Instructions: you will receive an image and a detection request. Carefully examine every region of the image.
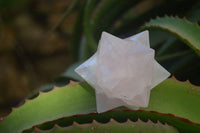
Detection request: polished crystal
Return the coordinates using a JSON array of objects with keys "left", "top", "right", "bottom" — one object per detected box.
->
[{"left": 75, "top": 30, "right": 170, "bottom": 113}]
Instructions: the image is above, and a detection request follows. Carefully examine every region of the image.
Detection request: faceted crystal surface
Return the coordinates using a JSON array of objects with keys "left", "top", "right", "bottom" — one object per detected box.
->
[{"left": 75, "top": 30, "right": 170, "bottom": 113}]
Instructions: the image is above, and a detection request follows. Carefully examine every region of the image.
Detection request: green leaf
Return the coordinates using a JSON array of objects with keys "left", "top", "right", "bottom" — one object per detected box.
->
[
  {"left": 155, "top": 50, "right": 192, "bottom": 62},
  {"left": 71, "top": 0, "right": 86, "bottom": 61},
  {"left": 1, "top": 78, "right": 200, "bottom": 133},
  {"left": 93, "top": 0, "right": 140, "bottom": 39},
  {"left": 33, "top": 110, "right": 199, "bottom": 133},
  {"left": 113, "top": 0, "right": 197, "bottom": 35},
  {"left": 83, "top": 0, "right": 99, "bottom": 56},
  {"left": 0, "top": 82, "right": 96, "bottom": 133},
  {"left": 33, "top": 119, "right": 179, "bottom": 133},
  {"left": 143, "top": 16, "right": 200, "bottom": 56},
  {"left": 143, "top": 77, "right": 200, "bottom": 123},
  {"left": 92, "top": 0, "right": 118, "bottom": 27}
]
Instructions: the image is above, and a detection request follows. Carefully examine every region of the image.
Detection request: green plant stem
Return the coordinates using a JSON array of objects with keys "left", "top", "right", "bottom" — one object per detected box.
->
[
  {"left": 93, "top": 0, "right": 140, "bottom": 40},
  {"left": 92, "top": 0, "right": 117, "bottom": 26},
  {"left": 71, "top": 0, "right": 86, "bottom": 61},
  {"left": 169, "top": 54, "right": 194, "bottom": 73},
  {"left": 157, "top": 36, "right": 176, "bottom": 56},
  {"left": 83, "top": 0, "right": 99, "bottom": 59},
  {"left": 156, "top": 50, "right": 192, "bottom": 62}
]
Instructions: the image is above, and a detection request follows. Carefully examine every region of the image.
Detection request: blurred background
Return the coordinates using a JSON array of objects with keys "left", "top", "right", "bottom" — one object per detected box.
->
[
  {"left": 0, "top": 0, "right": 75, "bottom": 116},
  {"left": 0, "top": 0, "right": 199, "bottom": 117}
]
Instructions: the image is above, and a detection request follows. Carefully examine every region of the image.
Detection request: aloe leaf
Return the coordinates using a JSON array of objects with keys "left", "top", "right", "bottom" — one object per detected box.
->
[
  {"left": 84, "top": 0, "right": 140, "bottom": 43},
  {"left": 92, "top": 0, "right": 118, "bottom": 26},
  {"left": 155, "top": 50, "right": 192, "bottom": 62},
  {"left": 1, "top": 78, "right": 200, "bottom": 133},
  {"left": 33, "top": 119, "right": 179, "bottom": 133},
  {"left": 113, "top": 0, "right": 197, "bottom": 35},
  {"left": 143, "top": 16, "right": 200, "bottom": 56},
  {"left": 168, "top": 54, "right": 194, "bottom": 73},
  {"left": 0, "top": 82, "right": 96, "bottom": 133},
  {"left": 93, "top": 0, "right": 140, "bottom": 39},
  {"left": 83, "top": 0, "right": 99, "bottom": 56},
  {"left": 143, "top": 77, "right": 200, "bottom": 123},
  {"left": 71, "top": 1, "right": 86, "bottom": 61},
  {"left": 33, "top": 110, "right": 199, "bottom": 133},
  {"left": 156, "top": 36, "right": 176, "bottom": 56}
]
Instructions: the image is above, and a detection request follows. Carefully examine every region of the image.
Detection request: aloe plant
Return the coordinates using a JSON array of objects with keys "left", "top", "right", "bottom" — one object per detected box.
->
[
  {"left": 1, "top": 78, "right": 200, "bottom": 133},
  {"left": 33, "top": 119, "right": 179, "bottom": 133},
  {"left": 1, "top": 0, "right": 200, "bottom": 132}
]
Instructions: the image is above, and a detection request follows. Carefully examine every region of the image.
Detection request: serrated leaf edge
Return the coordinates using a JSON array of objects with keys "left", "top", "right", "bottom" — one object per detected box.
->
[
  {"left": 0, "top": 81, "right": 80, "bottom": 122},
  {"left": 1, "top": 77, "right": 200, "bottom": 132},
  {"left": 143, "top": 15, "right": 200, "bottom": 54},
  {"left": 31, "top": 117, "right": 172, "bottom": 133},
  {"left": 26, "top": 109, "right": 200, "bottom": 133}
]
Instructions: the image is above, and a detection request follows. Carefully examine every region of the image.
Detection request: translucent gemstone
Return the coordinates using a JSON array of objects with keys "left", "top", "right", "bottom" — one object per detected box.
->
[{"left": 75, "top": 30, "right": 170, "bottom": 113}]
